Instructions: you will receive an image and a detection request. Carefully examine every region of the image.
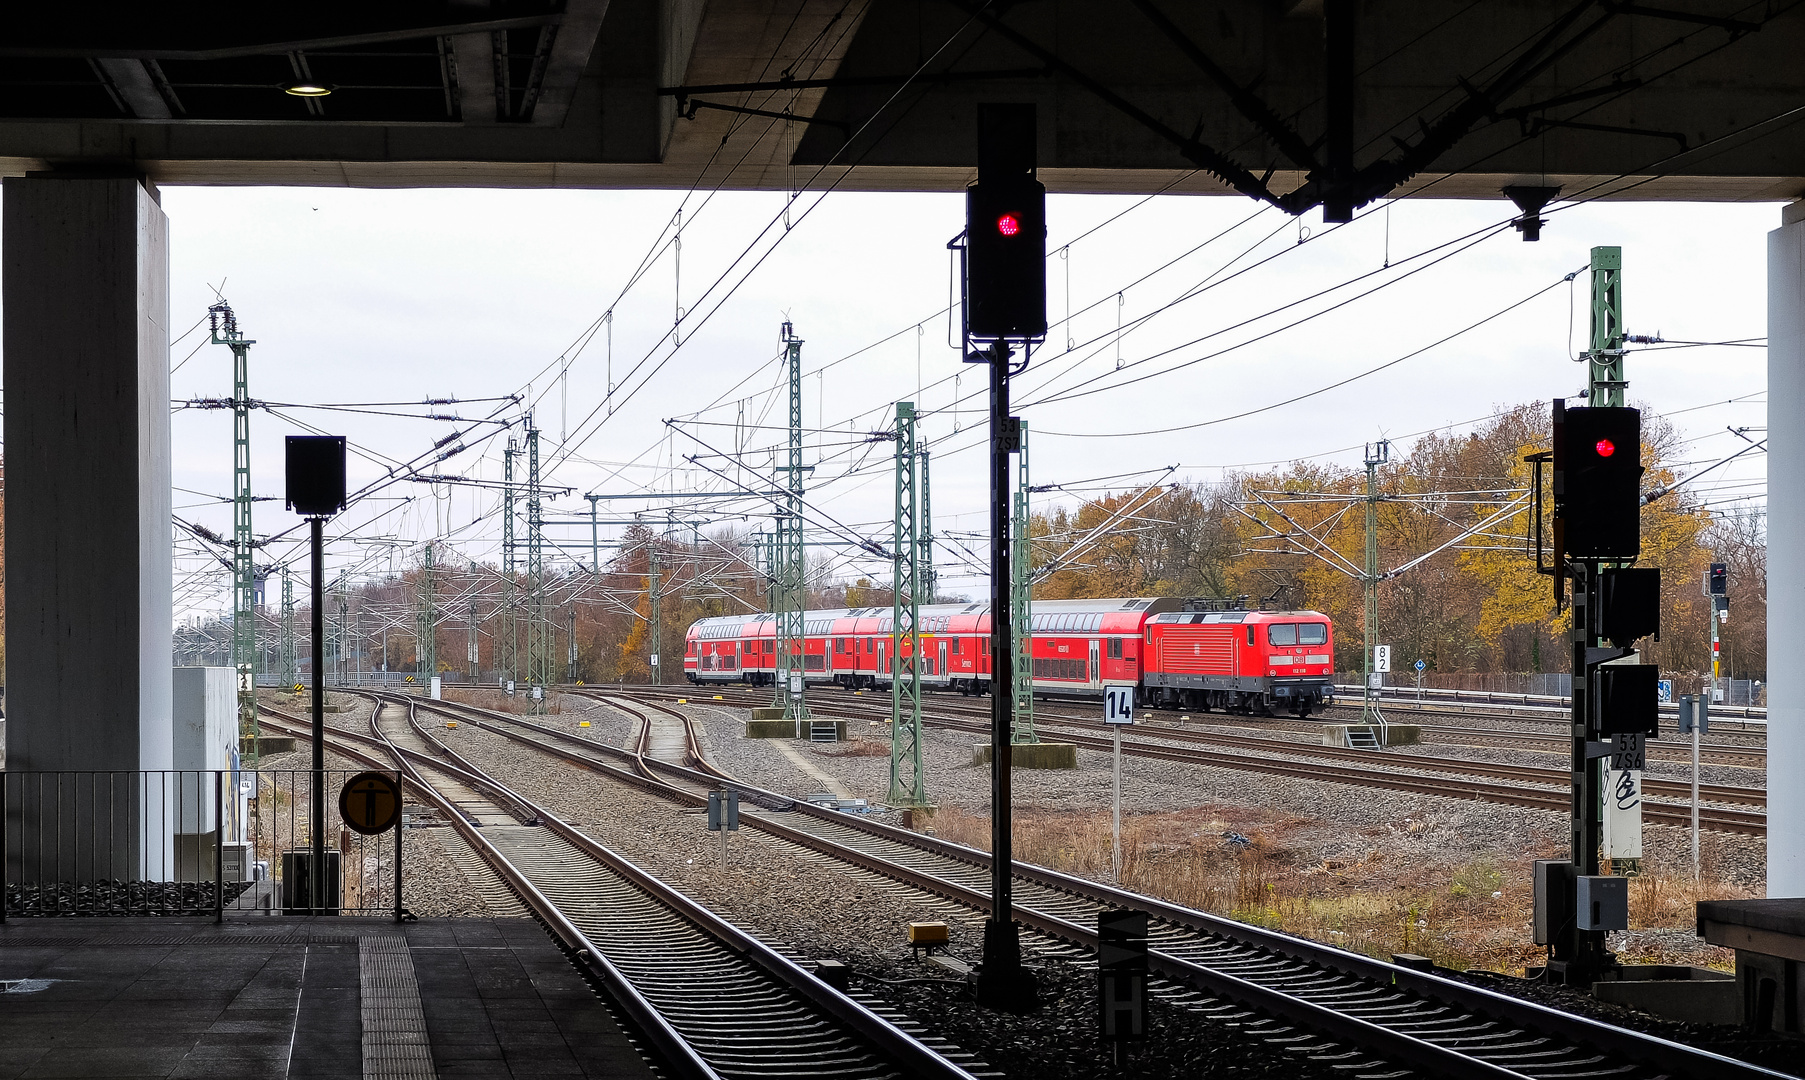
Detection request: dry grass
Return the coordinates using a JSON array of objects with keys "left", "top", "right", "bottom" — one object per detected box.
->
[
  {"left": 820, "top": 738, "right": 892, "bottom": 758},
  {"left": 923, "top": 805, "right": 1752, "bottom": 974},
  {"left": 441, "top": 687, "right": 561, "bottom": 715}
]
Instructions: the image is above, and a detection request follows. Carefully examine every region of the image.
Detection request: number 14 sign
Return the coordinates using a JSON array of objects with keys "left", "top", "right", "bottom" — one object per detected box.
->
[{"left": 1104, "top": 684, "right": 1135, "bottom": 725}]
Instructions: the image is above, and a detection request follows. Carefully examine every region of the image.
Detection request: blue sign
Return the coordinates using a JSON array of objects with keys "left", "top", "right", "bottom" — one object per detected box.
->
[
  {"left": 1414, "top": 659, "right": 1426, "bottom": 672},
  {"left": 1657, "top": 679, "right": 1672, "bottom": 704}
]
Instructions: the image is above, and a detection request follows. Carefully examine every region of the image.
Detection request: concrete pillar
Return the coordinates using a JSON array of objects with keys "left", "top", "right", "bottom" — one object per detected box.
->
[
  {"left": 3, "top": 176, "right": 174, "bottom": 878},
  {"left": 1770, "top": 201, "right": 1805, "bottom": 897}
]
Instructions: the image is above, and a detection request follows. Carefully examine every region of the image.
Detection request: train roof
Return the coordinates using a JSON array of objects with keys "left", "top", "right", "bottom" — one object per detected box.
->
[
  {"left": 688, "top": 597, "right": 1186, "bottom": 635},
  {"left": 1148, "top": 608, "right": 1330, "bottom": 624}
]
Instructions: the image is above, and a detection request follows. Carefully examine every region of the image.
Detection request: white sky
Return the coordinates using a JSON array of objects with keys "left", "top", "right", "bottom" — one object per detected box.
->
[{"left": 158, "top": 186, "right": 1776, "bottom": 617}]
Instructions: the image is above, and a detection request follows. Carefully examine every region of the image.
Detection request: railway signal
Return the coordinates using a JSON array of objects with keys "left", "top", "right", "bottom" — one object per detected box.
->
[
  {"left": 1556, "top": 405, "right": 1643, "bottom": 560},
  {"left": 1534, "top": 251, "right": 1664, "bottom": 986},
  {"left": 964, "top": 104, "right": 1046, "bottom": 341},
  {"left": 960, "top": 101, "right": 1045, "bottom": 1014},
  {"left": 286, "top": 434, "right": 348, "bottom": 915}
]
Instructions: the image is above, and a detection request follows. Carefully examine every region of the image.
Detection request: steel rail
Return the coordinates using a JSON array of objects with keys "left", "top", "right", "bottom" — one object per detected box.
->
[
  {"left": 258, "top": 702, "right": 722, "bottom": 1080},
  {"left": 632, "top": 685, "right": 1768, "bottom": 833},
  {"left": 346, "top": 694, "right": 977, "bottom": 1080},
  {"left": 430, "top": 690, "right": 1787, "bottom": 1080},
  {"left": 700, "top": 687, "right": 1768, "bottom": 802}
]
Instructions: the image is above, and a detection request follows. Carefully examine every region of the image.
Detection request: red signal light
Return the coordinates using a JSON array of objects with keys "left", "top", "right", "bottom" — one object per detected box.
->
[
  {"left": 996, "top": 213, "right": 1021, "bottom": 237},
  {"left": 1595, "top": 438, "right": 1616, "bottom": 457}
]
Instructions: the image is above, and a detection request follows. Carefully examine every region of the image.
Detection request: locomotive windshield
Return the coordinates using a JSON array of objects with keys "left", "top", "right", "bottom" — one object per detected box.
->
[{"left": 1267, "top": 622, "right": 1329, "bottom": 646}]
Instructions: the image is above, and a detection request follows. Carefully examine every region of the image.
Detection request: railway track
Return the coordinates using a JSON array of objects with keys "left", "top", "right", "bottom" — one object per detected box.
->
[
  {"left": 390, "top": 689, "right": 1785, "bottom": 1080},
  {"left": 610, "top": 685, "right": 1769, "bottom": 835},
  {"left": 256, "top": 699, "right": 983, "bottom": 1080},
  {"left": 642, "top": 682, "right": 1770, "bottom": 763}
]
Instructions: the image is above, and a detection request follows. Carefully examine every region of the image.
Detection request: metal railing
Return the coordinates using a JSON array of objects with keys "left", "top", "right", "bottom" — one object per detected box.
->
[{"left": 1, "top": 770, "right": 404, "bottom": 919}]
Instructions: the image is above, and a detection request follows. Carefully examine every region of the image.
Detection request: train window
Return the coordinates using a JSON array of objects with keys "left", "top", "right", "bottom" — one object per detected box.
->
[
  {"left": 1268, "top": 624, "right": 1298, "bottom": 647},
  {"left": 1246, "top": 626, "right": 1255, "bottom": 647},
  {"left": 951, "top": 639, "right": 961, "bottom": 655},
  {"left": 1107, "top": 637, "right": 1122, "bottom": 660},
  {"left": 1298, "top": 623, "right": 1328, "bottom": 645},
  {"left": 866, "top": 637, "right": 874, "bottom": 652},
  {"left": 981, "top": 639, "right": 989, "bottom": 656}
]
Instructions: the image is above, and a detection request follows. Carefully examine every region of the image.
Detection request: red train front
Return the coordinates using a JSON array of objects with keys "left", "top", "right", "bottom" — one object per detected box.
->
[{"left": 1141, "top": 606, "right": 1335, "bottom": 716}]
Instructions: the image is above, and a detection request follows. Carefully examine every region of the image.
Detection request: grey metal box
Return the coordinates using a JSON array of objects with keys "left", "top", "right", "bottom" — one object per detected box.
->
[
  {"left": 1576, "top": 875, "right": 1628, "bottom": 931},
  {"left": 280, "top": 850, "right": 342, "bottom": 915},
  {"left": 1533, "top": 860, "right": 1574, "bottom": 945}
]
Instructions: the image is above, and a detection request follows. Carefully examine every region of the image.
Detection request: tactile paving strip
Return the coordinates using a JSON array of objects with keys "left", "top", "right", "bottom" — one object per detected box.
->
[{"left": 359, "top": 935, "right": 436, "bottom": 1080}]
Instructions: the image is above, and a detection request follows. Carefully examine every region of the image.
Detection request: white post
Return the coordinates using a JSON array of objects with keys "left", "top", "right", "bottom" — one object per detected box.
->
[
  {"left": 1112, "top": 724, "right": 1122, "bottom": 883},
  {"left": 721, "top": 825, "right": 729, "bottom": 870},
  {"left": 1769, "top": 203, "right": 1805, "bottom": 897}
]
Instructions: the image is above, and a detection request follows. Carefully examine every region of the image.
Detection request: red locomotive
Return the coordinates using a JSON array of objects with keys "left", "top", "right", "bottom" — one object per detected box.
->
[{"left": 684, "top": 597, "right": 1335, "bottom": 716}]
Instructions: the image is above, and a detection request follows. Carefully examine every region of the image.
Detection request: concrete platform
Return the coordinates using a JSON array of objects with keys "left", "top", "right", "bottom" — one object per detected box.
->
[
  {"left": 0, "top": 918, "right": 657, "bottom": 1079},
  {"left": 1698, "top": 898, "right": 1805, "bottom": 1034}
]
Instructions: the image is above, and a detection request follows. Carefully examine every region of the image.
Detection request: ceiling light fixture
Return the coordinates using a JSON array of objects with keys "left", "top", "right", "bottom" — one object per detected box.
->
[{"left": 281, "top": 80, "right": 332, "bottom": 97}]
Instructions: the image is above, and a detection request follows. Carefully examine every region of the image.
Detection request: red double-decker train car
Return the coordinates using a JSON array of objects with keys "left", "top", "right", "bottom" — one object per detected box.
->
[{"left": 683, "top": 597, "right": 1334, "bottom": 715}]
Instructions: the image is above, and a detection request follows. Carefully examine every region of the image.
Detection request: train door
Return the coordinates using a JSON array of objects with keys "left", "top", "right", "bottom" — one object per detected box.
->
[
  {"left": 878, "top": 641, "right": 888, "bottom": 681},
  {"left": 938, "top": 641, "right": 948, "bottom": 681},
  {"left": 1089, "top": 639, "right": 1100, "bottom": 686}
]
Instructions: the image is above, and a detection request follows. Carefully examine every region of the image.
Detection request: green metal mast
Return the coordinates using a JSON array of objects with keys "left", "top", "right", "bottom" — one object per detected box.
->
[
  {"left": 754, "top": 531, "right": 775, "bottom": 618},
  {"left": 648, "top": 539, "right": 663, "bottom": 684},
  {"left": 208, "top": 301, "right": 259, "bottom": 741},
  {"left": 889, "top": 402, "right": 927, "bottom": 806},
  {"left": 919, "top": 448, "right": 937, "bottom": 603},
  {"left": 416, "top": 541, "right": 437, "bottom": 682},
  {"left": 334, "top": 570, "right": 347, "bottom": 686},
  {"left": 1587, "top": 246, "right": 1626, "bottom": 408},
  {"left": 1011, "top": 423, "right": 1036, "bottom": 743},
  {"left": 281, "top": 567, "right": 297, "bottom": 690},
  {"left": 1360, "top": 440, "right": 1390, "bottom": 726},
  {"left": 499, "top": 439, "right": 519, "bottom": 687},
  {"left": 773, "top": 322, "right": 811, "bottom": 729},
  {"left": 526, "top": 418, "right": 549, "bottom": 711},
  {"left": 586, "top": 494, "right": 603, "bottom": 571}
]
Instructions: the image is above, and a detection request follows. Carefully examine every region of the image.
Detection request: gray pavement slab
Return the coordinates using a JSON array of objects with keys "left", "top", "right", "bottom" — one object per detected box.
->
[{"left": 0, "top": 919, "right": 658, "bottom": 1078}]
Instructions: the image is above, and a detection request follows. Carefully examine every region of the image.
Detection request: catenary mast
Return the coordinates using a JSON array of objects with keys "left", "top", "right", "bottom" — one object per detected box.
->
[
  {"left": 772, "top": 322, "right": 811, "bottom": 729},
  {"left": 889, "top": 402, "right": 926, "bottom": 806},
  {"left": 209, "top": 301, "right": 259, "bottom": 745}
]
